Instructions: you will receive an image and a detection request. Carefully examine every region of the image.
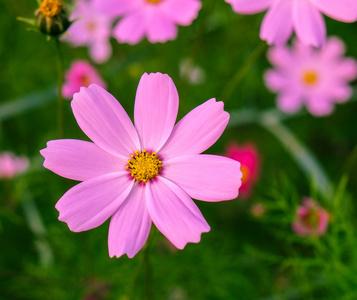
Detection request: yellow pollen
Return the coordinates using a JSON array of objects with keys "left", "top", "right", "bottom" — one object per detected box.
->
[
  {"left": 302, "top": 70, "right": 318, "bottom": 86},
  {"left": 126, "top": 149, "right": 162, "bottom": 183},
  {"left": 38, "top": 0, "right": 64, "bottom": 17},
  {"left": 145, "top": 0, "right": 163, "bottom": 4}
]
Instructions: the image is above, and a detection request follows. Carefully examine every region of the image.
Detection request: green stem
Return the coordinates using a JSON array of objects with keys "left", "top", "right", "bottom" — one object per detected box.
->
[
  {"left": 54, "top": 37, "right": 64, "bottom": 138},
  {"left": 144, "top": 243, "right": 152, "bottom": 300},
  {"left": 128, "top": 228, "right": 156, "bottom": 300}
]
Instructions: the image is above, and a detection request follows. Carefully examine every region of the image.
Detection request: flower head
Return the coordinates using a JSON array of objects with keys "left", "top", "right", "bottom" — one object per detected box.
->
[
  {"left": 92, "top": 0, "right": 202, "bottom": 44},
  {"left": 292, "top": 198, "right": 329, "bottom": 237},
  {"left": 265, "top": 37, "right": 357, "bottom": 116},
  {"left": 62, "top": 0, "right": 114, "bottom": 63},
  {"left": 41, "top": 72, "right": 242, "bottom": 258},
  {"left": 62, "top": 60, "right": 107, "bottom": 99},
  {"left": 225, "top": 0, "right": 357, "bottom": 46},
  {"left": 35, "top": 0, "right": 70, "bottom": 37},
  {"left": 0, "top": 152, "right": 29, "bottom": 179},
  {"left": 225, "top": 142, "right": 260, "bottom": 198}
]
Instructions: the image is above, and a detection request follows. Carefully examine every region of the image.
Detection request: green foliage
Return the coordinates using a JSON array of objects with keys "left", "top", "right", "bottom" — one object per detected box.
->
[{"left": 1, "top": 0, "right": 357, "bottom": 299}]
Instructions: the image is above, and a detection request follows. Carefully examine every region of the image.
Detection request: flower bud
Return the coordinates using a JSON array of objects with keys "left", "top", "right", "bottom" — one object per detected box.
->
[{"left": 35, "top": 0, "right": 70, "bottom": 37}]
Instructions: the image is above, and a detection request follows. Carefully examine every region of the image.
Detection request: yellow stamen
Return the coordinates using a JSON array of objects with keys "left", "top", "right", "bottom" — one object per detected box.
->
[
  {"left": 145, "top": 0, "right": 163, "bottom": 4},
  {"left": 126, "top": 149, "right": 162, "bottom": 182},
  {"left": 302, "top": 70, "right": 318, "bottom": 86},
  {"left": 38, "top": 0, "right": 64, "bottom": 17}
]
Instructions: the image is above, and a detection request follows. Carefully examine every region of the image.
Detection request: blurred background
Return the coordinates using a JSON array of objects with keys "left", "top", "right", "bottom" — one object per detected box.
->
[{"left": 1, "top": 1, "right": 357, "bottom": 299}]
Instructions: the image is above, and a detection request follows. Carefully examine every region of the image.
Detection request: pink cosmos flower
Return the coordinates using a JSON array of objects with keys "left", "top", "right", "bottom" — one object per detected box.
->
[
  {"left": 62, "top": 0, "right": 114, "bottom": 63},
  {"left": 92, "top": 0, "right": 202, "bottom": 44},
  {"left": 40, "top": 72, "right": 242, "bottom": 258},
  {"left": 265, "top": 37, "right": 357, "bottom": 116},
  {"left": 225, "top": 0, "right": 357, "bottom": 46},
  {"left": 292, "top": 198, "right": 329, "bottom": 237},
  {"left": 62, "top": 60, "right": 107, "bottom": 99},
  {"left": 0, "top": 152, "right": 29, "bottom": 179},
  {"left": 225, "top": 142, "right": 260, "bottom": 198}
]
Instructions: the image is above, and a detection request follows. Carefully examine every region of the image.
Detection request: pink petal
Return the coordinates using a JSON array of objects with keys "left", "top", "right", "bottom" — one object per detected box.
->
[
  {"left": 161, "top": 0, "right": 202, "bottom": 25},
  {"left": 311, "top": 0, "right": 357, "bottom": 22},
  {"left": 146, "top": 176, "right": 210, "bottom": 249},
  {"left": 306, "top": 94, "right": 334, "bottom": 116},
  {"left": 113, "top": 12, "right": 147, "bottom": 45},
  {"left": 293, "top": 1, "right": 326, "bottom": 47},
  {"left": 145, "top": 8, "right": 177, "bottom": 43},
  {"left": 329, "top": 84, "right": 352, "bottom": 103},
  {"left": 264, "top": 70, "right": 290, "bottom": 92},
  {"left": 159, "top": 99, "right": 229, "bottom": 160},
  {"left": 334, "top": 58, "right": 357, "bottom": 80},
  {"left": 56, "top": 173, "right": 134, "bottom": 232},
  {"left": 267, "top": 46, "right": 295, "bottom": 69},
  {"left": 90, "top": 40, "right": 112, "bottom": 64},
  {"left": 134, "top": 73, "right": 179, "bottom": 151},
  {"left": 225, "top": 0, "right": 272, "bottom": 14},
  {"left": 260, "top": 1, "right": 294, "bottom": 45},
  {"left": 320, "top": 37, "right": 345, "bottom": 60},
  {"left": 92, "top": 0, "right": 141, "bottom": 17},
  {"left": 163, "top": 154, "right": 242, "bottom": 202},
  {"left": 71, "top": 84, "right": 140, "bottom": 158},
  {"left": 277, "top": 92, "right": 303, "bottom": 114},
  {"left": 108, "top": 183, "right": 152, "bottom": 258},
  {"left": 40, "top": 139, "right": 127, "bottom": 181}
]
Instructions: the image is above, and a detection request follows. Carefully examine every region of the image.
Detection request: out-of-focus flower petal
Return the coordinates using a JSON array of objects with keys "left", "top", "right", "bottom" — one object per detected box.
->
[
  {"left": 113, "top": 11, "right": 147, "bottom": 45},
  {"left": 260, "top": 1, "right": 294, "bottom": 45},
  {"left": 293, "top": 1, "right": 325, "bottom": 47},
  {"left": 305, "top": 94, "right": 334, "bottom": 116},
  {"left": 225, "top": 0, "right": 272, "bottom": 14},
  {"left": 161, "top": 0, "right": 201, "bottom": 25},
  {"left": 311, "top": 0, "right": 357, "bottom": 22},
  {"left": 92, "top": 0, "right": 141, "bottom": 17},
  {"left": 146, "top": 9, "right": 177, "bottom": 43},
  {"left": 277, "top": 92, "right": 303, "bottom": 114}
]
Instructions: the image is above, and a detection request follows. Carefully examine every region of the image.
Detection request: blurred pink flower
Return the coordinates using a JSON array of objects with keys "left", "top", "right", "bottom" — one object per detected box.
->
[
  {"left": 225, "top": 142, "right": 260, "bottom": 198},
  {"left": 62, "top": 60, "right": 107, "bottom": 99},
  {"left": 225, "top": 0, "right": 357, "bottom": 46},
  {"left": 251, "top": 202, "right": 266, "bottom": 218},
  {"left": 0, "top": 152, "right": 29, "bottom": 179},
  {"left": 92, "top": 0, "right": 201, "bottom": 44},
  {"left": 265, "top": 37, "right": 357, "bottom": 116},
  {"left": 62, "top": 0, "right": 114, "bottom": 63},
  {"left": 293, "top": 198, "right": 329, "bottom": 237},
  {"left": 41, "top": 72, "right": 242, "bottom": 258}
]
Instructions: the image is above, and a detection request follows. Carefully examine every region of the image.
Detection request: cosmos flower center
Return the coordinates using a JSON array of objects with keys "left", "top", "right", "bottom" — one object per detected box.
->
[
  {"left": 301, "top": 208, "right": 320, "bottom": 229},
  {"left": 38, "top": 0, "right": 64, "bottom": 17},
  {"left": 302, "top": 70, "right": 318, "bottom": 86},
  {"left": 145, "top": 0, "right": 163, "bottom": 4},
  {"left": 79, "top": 74, "right": 91, "bottom": 87},
  {"left": 240, "top": 165, "right": 250, "bottom": 183},
  {"left": 126, "top": 149, "right": 162, "bottom": 182}
]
